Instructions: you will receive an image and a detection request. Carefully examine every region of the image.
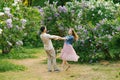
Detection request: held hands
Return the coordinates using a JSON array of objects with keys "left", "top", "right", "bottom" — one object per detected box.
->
[{"left": 55, "top": 36, "right": 66, "bottom": 40}]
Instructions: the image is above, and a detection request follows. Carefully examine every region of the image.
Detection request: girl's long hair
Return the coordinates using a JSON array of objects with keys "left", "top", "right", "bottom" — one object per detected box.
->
[{"left": 71, "top": 28, "right": 79, "bottom": 41}]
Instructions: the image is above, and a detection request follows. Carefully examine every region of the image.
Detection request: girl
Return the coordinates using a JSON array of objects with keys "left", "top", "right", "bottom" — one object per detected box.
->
[{"left": 60, "top": 28, "right": 79, "bottom": 71}]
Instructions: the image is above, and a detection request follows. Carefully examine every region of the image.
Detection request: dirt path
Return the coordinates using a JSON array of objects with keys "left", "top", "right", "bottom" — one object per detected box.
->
[{"left": 0, "top": 53, "right": 120, "bottom": 80}]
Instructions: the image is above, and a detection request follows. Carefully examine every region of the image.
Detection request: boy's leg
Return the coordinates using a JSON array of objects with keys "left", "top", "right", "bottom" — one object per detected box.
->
[
  {"left": 46, "top": 50, "right": 52, "bottom": 72},
  {"left": 50, "top": 49, "right": 59, "bottom": 71}
]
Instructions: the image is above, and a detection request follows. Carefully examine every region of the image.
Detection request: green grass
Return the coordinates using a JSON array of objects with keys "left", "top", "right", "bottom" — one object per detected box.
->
[
  {"left": 0, "top": 47, "right": 44, "bottom": 59},
  {"left": 0, "top": 48, "right": 120, "bottom": 80},
  {"left": 0, "top": 60, "right": 26, "bottom": 72}
]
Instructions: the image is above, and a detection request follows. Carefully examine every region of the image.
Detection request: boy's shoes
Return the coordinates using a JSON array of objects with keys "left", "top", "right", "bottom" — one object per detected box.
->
[
  {"left": 48, "top": 70, "right": 52, "bottom": 72},
  {"left": 54, "top": 69, "right": 60, "bottom": 72}
]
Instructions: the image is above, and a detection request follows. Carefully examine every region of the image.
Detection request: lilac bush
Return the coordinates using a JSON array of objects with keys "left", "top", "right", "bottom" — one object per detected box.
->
[
  {"left": 0, "top": 0, "right": 41, "bottom": 54},
  {"left": 40, "top": 0, "right": 120, "bottom": 62}
]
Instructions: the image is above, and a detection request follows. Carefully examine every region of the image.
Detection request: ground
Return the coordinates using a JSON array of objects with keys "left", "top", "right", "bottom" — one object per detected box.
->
[{"left": 0, "top": 50, "right": 120, "bottom": 80}]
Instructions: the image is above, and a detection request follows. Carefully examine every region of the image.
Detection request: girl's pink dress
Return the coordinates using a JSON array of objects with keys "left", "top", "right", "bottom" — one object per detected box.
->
[{"left": 60, "top": 36, "right": 79, "bottom": 62}]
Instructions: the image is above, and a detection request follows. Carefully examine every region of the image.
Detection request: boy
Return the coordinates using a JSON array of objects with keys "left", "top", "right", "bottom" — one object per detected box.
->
[{"left": 40, "top": 26, "right": 63, "bottom": 72}]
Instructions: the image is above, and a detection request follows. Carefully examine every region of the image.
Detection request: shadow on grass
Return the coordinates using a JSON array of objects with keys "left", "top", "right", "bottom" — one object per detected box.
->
[{"left": 40, "top": 58, "right": 80, "bottom": 64}]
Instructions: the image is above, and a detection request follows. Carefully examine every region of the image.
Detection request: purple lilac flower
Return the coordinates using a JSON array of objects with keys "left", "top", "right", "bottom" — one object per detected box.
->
[
  {"left": 93, "top": 27, "right": 97, "bottom": 31},
  {"left": 39, "top": 8, "right": 44, "bottom": 13},
  {"left": 6, "top": 19, "right": 12, "bottom": 28},
  {"left": 78, "top": 26, "right": 83, "bottom": 30},
  {"left": 81, "top": 2, "right": 88, "bottom": 8},
  {"left": 21, "top": 19, "right": 27, "bottom": 26},
  {"left": 96, "top": 23, "right": 101, "bottom": 28},
  {"left": 58, "top": 6, "right": 63, "bottom": 13},
  {"left": 77, "top": 32, "right": 81, "bottom": 34},
  {"left": 7, "top": 13, "right": 13, "bottom": 18},
  {"left": 117, "top": 27, "right": 120, "bottom": 31},
  {"left": 58, "top": 6, "right": 67, "bottom": 13},
  {"left": 21, "top": 19, "right": 27, "bottom": 24},
  {"left": 62, "top": 6, "right": 67, "bottom": 13},
  {"left": 54, "top": 13, "right": 59, "bottom": 17},
  {"left": 84, "top": 29, "right": 88, "bottom": 34},
  {"left": 100, "top": 18, "right": 107, "bottom": 25}
]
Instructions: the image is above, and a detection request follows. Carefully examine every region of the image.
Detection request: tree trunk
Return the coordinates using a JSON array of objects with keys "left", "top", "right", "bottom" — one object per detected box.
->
[
  {"left": 2, "top": 45, "right": 12, "bottom": 54},
  {"left": 103, "top": 48, "right": 111, "bottom": 60}
]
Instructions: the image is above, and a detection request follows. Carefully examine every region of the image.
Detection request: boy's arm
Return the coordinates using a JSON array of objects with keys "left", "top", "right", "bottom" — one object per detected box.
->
[
  {"left": 47, "top": 34, "right": 66, "bottom": 40},
  {"left": 47, "top": 34, "right": 60, "bottom": 40}
]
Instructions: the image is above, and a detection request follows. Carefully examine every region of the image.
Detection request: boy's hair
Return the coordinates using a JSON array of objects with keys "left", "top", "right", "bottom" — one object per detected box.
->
[{"left": 40, "top": 26, "right": 45, "bottom": 32}]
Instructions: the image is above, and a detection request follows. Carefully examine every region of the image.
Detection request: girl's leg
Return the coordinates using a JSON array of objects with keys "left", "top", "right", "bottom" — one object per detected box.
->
[
  {"left": 61, "top": 60, "right": 66, "bottom": 67},
  {"left": 61, "top": 60, "right": 70, "bottom": 71},
  {"left": 65, "top": 61, "right": 70, "bottom": 71}
]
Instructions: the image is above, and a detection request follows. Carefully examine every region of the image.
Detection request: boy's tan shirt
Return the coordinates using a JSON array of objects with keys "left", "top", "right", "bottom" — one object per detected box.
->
[{"left": 40, "top": 33, "right": 59, "bottom": 50}]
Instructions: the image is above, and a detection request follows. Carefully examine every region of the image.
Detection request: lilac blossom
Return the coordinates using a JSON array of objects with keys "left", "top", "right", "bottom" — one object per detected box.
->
[
  {"left": 6, "top": 19, "right": 13, "bottom": 28},
  {"left": 96, "top": 23, "right": 101, "bottom": 27},
  {"left": 58, "top": 6, "right": 67, "bottom": 13},
  {"left": 3, "top": 7, "right": 11, "bottom": 14},
  {"left": 54, "top": 13, "right": 59, "bottom": 17},
  {"left": 84, "top": 29, "right": 88, "bottom": 34},
  {"left": 21, "top": 19, "right": 27, "bottom": 26},
  {"left": 78, "top": 12, "right": 82, "bottom": 17},
  {"left": 78, "top": 25, "right": 83, "bottom": 30},
  {"left": 100, "top": 18, "right": 107, "bottom": 25},
  {"left": 39, "top": 8, "right": 44, "bottom": 13},
  {"left": 117, "top": 27, "right": 120, "bottom": 31},
  {"left": 7, "top": 13, "right": 13, "bottom": 18}
]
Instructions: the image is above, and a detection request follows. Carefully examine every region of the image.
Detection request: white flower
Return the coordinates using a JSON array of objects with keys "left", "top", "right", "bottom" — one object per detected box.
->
[
  {"left": 6, "top": 19, "right": 13, "bottom": 28},
  {"left": 3, "top": 7, "right": 11, "bottom": 14},
  {"left": 98, "top": 10, "right": 102, "bottom": 14},
  {"left": 92, "top": 14, "right": 95, "bottom": 16},
  {"left": 0, "top": 28, "right": 3, "bottom": 34},
  {"left": 12, "top": 3, "right": 17, "bottom": 6},
  {"left": 0, "top": 12, "right": 4, "bottom": 16},
  {"left": 16, "top": 40, "right": 23, "bottom": 46},
  {"left": 21, "top": 19, "right": 27, "bottom": 26},
  {"left": 14, "top": 0, "right": 21, "bottom": 3},
  {"left": 16, "top": 5, "right": 20, "bottom": 10},
  {"left": 107, "top": 35, "right": 112, "bottom": 39},
  {"left": 115, "top": 3, "right": 120, "bottom": 7},
  {"left": 7, "top": 41, "right": 12, "bottom": 46}
]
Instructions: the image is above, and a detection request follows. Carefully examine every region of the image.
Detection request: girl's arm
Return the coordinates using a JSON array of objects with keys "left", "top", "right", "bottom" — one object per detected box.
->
[{"left": 58, "top": 37, "right": 66, "bottom": 40}]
